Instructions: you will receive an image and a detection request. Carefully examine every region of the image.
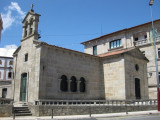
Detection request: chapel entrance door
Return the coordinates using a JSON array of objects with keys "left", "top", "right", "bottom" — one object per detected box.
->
[
  {"left": 135, "top": 78, "right": 141, "bottom": 99},
  {"left": 20, "top": 73, "right": 27, "bottom": 101}
]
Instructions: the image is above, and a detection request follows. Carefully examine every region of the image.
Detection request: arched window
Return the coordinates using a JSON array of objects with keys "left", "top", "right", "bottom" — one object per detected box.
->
[
  {"left": 80, "top": 77, "right": 86, "bottom": 92},
  {"left": 29, "top": 19, "right": 33, "bottom": 35},
  {"left": 0, "top": 60, "right": 2, "bottom": 65},
  {"left": 60, "top": 75, "right": 68, "bottom": 92},
  {"left": 70, "top": 76, "right": 77, "bottom": 92},
  {"left": 9, "top": 61, "right": 13, "bottom": 65},
  {"left": 8, "top": 72, "right": 12, "bottom": 79}
]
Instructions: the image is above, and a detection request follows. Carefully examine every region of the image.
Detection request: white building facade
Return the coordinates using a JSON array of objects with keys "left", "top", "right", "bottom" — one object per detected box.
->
[{"left": 0, "top": 56, "right": 13, "bottom": 98}]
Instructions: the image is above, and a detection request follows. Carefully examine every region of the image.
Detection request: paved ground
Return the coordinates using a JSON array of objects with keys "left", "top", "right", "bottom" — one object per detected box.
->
[
  {"left": 0, "top": 110, "right": 160, "bottom": 120},
  {"left": 96, "top": 114, "right": 160, "bottom": 120}
]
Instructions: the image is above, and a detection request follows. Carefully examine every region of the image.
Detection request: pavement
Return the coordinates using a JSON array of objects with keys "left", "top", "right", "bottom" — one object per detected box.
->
[{"left": 0, "top": 110, "right": 160, "bottom": 120}]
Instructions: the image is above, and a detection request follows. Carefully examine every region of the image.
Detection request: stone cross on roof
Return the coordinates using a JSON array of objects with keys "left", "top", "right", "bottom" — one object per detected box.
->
[{"left": 30, "top": 4, "right": 34, "bottom": 12}]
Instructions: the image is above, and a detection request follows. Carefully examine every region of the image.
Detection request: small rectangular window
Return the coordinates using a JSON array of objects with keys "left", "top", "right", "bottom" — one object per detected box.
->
[
  {"left": 159, "top": 72, "right": 160, "bottom": 84},
  {"left": 158, "top": 48, "right": 160, "bottom": 59},
  {"left": 0, "top": 71, "right": 1, "bottom": 79},
  {"left": 8, "top": 72, "right": 12, "bottom": 79},
  {"left": 2, "top": 88, "right": 7, "bottom": 98},
  {"left": 110, "top": 39, "right": 122, "bottom": 49},
  {"left": 93, "top": 46, "right": 97, "bottom": 55},
  {"left": 144, "top": 35, "right": 147, "bottom": 39},
  {"left": 25, "top": 53, "right": 28, "bottom": 62},
  {"left": 134, "top": 37, "right": 138, "bottom": 41}
]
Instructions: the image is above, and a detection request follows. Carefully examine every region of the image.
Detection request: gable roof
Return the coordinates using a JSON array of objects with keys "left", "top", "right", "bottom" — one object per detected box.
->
[
  {"left": 81, "top": 19, "right": 160, "bottom": 45},
  {"left": 98, "top": 48, "right": 134, "bottom": 57},
  {"left": 39, "top": 42, "right": 99, "bottom": 58},
  {"left": 22, "top": 10, "right": 41, "bottom": 23},
  {"left": 13, "top": 46, "right": 21, "bottom": 56},
  {"left": 98, "top": 47, "right": 149, "bottom": 62}
]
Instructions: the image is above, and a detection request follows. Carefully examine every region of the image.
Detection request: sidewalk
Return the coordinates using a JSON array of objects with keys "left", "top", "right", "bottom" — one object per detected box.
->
[{"left": 0, "top": 110, "right": 159, "bottom": 120}]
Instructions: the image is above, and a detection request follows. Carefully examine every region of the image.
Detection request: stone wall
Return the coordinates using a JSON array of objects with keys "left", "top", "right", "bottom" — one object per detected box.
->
[
  {"left": 28, "top": 104, "right": 157, "bottom": 116},
  {"left": 39, "top": 45, "right": 105, "bottom": 100},
  {"left": 13, "top": 37, "right": 41, "bottom": 103},
  {"left": 102, "top": 55, "right": 126, "bottom": 100},
  {"left": 139, "top": 44, "right": 160, "bottom": 99},
  {"left": 124, "top": 51, "right": 149, "bottom": 99},
  {"left": 0, "top": 104, "right": 12, "bottom": 117},
  {"left": 83, "top": 21, "right": 160, "bottom": 99}
]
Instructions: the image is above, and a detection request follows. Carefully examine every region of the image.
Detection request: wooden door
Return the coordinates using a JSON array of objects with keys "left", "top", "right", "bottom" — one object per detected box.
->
[
  {"left": 20, "top": 73, "right": 27, "bottom": 101},
  {"left": 135, "top": 78, "right": 141, "bottom": 99}
]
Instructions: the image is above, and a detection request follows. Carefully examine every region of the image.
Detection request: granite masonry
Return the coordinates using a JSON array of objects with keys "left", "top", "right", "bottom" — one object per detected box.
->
[{"left": 9, "top": 7, "right": 155, "bottom": 116}]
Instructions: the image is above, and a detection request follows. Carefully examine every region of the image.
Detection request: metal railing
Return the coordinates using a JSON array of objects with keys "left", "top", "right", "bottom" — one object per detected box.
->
[
  {"left": 0, "top": 98, "right": 13, "bottom": 104},
  {"left": 34, "top": 99, "right": 157, "bottom": 106}
]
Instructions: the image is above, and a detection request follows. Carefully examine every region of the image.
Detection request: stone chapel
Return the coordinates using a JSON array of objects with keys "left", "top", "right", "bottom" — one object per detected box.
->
[{"left": 13, "top": 7, "right": 149, "bottom": 104}]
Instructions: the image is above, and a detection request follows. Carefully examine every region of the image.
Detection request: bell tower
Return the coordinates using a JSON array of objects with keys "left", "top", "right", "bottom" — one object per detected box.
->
[{"left": 22, "top": 4, "right": 41, "bottom": 40}]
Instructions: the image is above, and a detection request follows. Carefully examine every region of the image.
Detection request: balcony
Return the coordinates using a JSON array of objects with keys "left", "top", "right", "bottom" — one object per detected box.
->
[{"left": 134, "top": 35, "right": 160, "bottom": 46}]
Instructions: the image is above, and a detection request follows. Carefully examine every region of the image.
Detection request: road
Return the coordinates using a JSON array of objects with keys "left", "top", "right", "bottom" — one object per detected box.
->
[
  {"left": 1, "top": 114, "right": 160, "bottom": 120},
  {"left": 95, "top": 114, "right": 160, "bottom": 120}
]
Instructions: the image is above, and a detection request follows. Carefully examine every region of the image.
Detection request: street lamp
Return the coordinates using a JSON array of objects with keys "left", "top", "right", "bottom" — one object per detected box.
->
[{"left": 149, "top": 0, "right": 160, "bottom": 111}]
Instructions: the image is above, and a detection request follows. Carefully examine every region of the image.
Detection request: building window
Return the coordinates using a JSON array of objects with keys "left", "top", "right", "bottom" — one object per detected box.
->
[
  {"left": 25, "top": 53, "right": 28, "bottom": 62},
  {"left": 0, "top": 60, "right": 2, "bottom": 65},
  {"left": 0, "top": 71, "right": 1, "bottom": 79},
  {"left": 134, "top": 37, "right": 138, "bottom": 41},
  {"left": 70, "top": 76, "right": 77, "bottom": 92},
  {"left": 158, "top": 48, "right": 160, "bottom": 59},
  {"left": 144, "top": 35, "right": 147, "bottom": 39},
  {"left": 8, "top": 72, "right": 12, "bottom": 79},
  {"left": 2, "top": 88, "right": 7, "bottom": 98},
  {"left": 135, "top": 64, "right": 139, "bottom": 71},
  {"left": 110, "top": 39, "right": 122, "bottom": 49},
  {"left": 60, "top": 75, "right": 68, "bottom": 92},
  {"left": 159, "top": 72, "right": 160, "bottom": 84},
  {"left": 80, "top": 77, "right": 85, "bottom": 92},
  {"left": 9, "top": 61, "right": 13, "bottom": 65},
  {"left": 93, "top": 46, "right": 97, "bottom": 55}
]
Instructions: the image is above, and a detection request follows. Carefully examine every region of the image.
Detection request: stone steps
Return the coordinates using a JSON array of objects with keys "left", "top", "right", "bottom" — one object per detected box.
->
[{"left": 13, "top": 106, "right": 32, "bottom": 116}]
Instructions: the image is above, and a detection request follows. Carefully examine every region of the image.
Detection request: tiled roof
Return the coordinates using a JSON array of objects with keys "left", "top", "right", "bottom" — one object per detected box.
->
[{"left": 98, "top": 48, "right": 135, "bottom": 57}]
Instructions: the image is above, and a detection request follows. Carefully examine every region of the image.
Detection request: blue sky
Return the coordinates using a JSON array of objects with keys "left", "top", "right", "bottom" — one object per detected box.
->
[{"left": 0, "top": 0, "right": 160, "bottom": 52}]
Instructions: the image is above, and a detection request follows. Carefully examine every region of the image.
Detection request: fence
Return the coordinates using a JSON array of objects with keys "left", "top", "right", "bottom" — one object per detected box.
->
[
  {"left": 0, "top": 98, "right": 13, "bottom": 105},
  {"left": 34, "top": 99, "right": 157, "bottom": 106}
]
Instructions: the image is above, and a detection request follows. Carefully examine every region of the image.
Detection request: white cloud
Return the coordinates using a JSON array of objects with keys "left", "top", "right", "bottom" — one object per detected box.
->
[
  {"left": 1, "top": 2, "right": 25, "bottom": 32},
  {"left": 8, "top": 2, "right": 25, "bottom": 19},
  {"left": 0, "top": 44, "right": 17, "bottom": 57},
  {"left": 1, "top": 11, "right": 15, "bottom": 31}
]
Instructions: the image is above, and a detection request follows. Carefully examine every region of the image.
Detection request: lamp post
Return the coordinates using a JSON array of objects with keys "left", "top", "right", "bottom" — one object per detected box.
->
[{"left": 149, "top": 0, "right": 160, "bottom": 111}]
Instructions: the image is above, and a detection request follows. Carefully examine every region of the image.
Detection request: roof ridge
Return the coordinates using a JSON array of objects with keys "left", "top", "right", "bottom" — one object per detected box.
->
[{"left": 81, "top": 19, "right": 160, "bottom": 44}]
